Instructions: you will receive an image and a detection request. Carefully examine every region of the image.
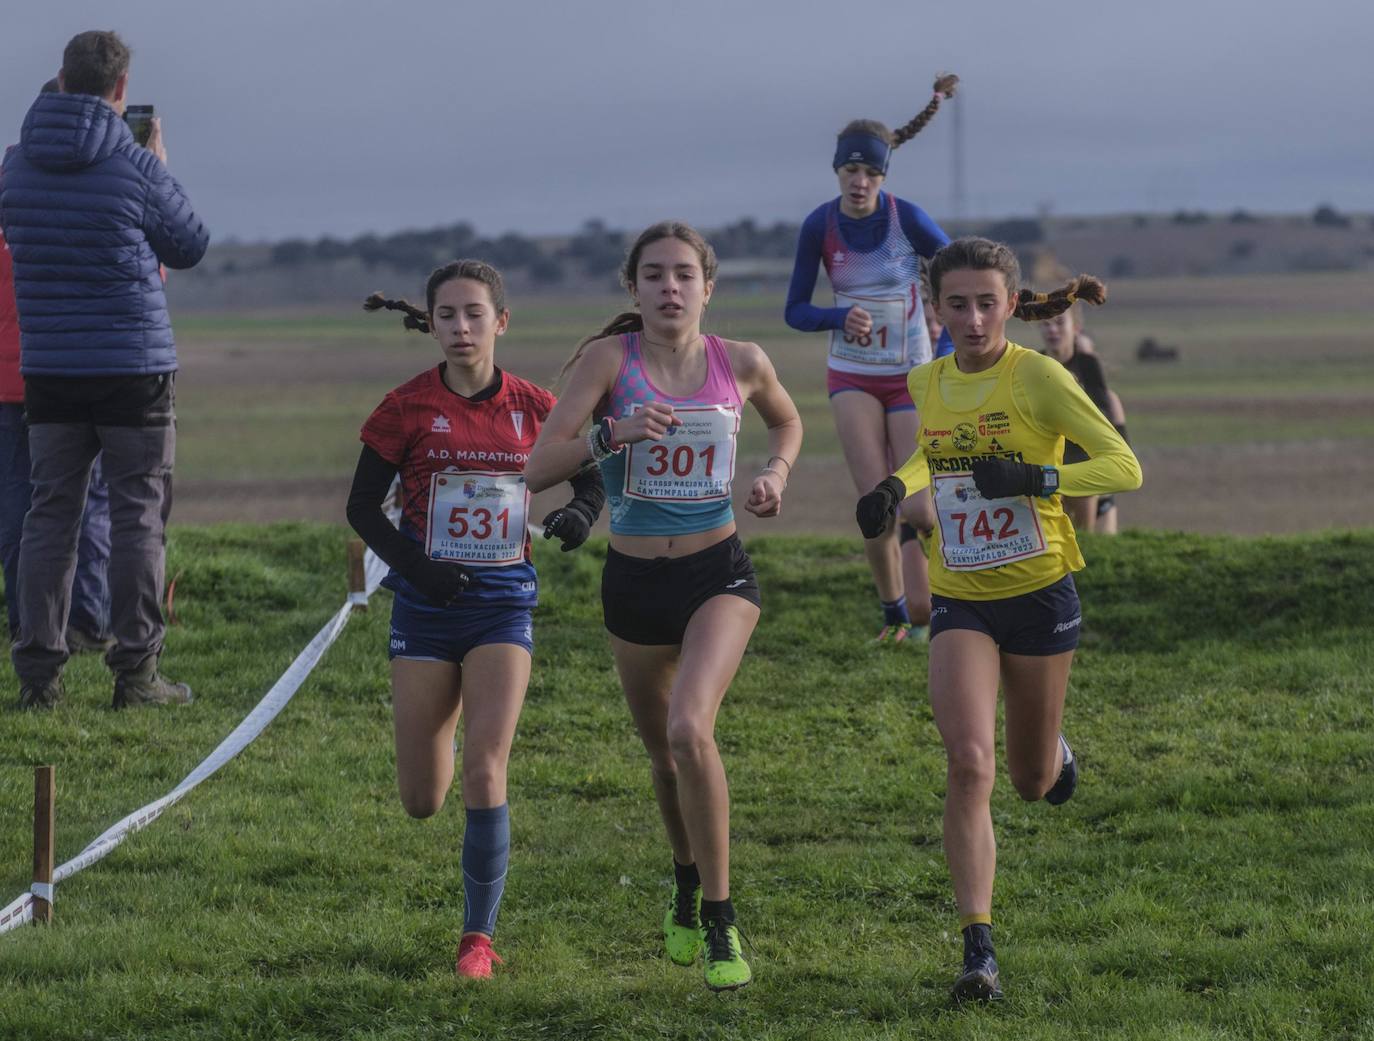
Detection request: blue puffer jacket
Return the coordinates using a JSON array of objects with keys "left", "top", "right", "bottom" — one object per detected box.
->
[{"left": 0, "top": 93, "right": 209, "bottom": 376}]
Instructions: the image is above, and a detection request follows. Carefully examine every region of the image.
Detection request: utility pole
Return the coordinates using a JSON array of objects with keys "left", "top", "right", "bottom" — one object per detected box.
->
[{"left": 952, "top": 89, "right": 967, "bottom": 222}]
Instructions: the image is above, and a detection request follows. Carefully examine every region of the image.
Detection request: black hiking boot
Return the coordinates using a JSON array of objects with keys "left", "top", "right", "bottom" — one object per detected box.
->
[
  {"left": 113, "top": 658, "right": 193, "bottom": 709},
  {"left": 18, "top": 674, "right": 65, "bottom": 710}
]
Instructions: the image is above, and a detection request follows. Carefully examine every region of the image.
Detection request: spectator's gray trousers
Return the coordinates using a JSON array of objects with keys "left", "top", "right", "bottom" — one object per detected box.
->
[{"left": 12, "top": 375, "right": 174, "bottom": 683}]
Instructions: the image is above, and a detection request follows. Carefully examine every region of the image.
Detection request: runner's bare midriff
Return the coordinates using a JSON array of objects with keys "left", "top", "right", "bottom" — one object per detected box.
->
[{"left": 610, "top": 520, "right": 737, "bottom": 560}]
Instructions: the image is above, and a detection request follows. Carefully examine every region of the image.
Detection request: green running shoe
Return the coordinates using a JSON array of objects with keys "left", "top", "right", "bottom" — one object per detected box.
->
[
  {"left": 874, "top": 622, "right": 913, "bottom": 645},
  {"left": 663, "top": 882, "right": 703, "bottom": 965},
  {"left": 702, "top": 917, "right": 751, "bottom": 991}
]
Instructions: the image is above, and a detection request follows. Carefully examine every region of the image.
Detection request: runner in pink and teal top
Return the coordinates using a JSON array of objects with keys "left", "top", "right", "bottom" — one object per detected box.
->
[
  {"left": 527, "top": 221, "right": 802, "bottom": 992},
  {"left": 595, "top": 330, "right": 743, "bottom": 535}
]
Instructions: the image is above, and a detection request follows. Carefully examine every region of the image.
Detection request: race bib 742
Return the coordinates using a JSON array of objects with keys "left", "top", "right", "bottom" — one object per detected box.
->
[{"left": 933, "top": 472, "right": 1048, "bottom": 571}]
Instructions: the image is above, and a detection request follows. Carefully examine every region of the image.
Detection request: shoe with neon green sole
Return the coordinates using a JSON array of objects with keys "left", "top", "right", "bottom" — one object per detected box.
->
[
  {"left": 876, "top": 623, "right": 928, "bottom": 646},
  {"left": 663, "top": 883, "right": 703, "bottom": 965},
  {"left": 702, "top": 917, "right": 751, "bottom": 991},
  {"left": 874, "top": 622, "right": 912, "bottom": 645}
]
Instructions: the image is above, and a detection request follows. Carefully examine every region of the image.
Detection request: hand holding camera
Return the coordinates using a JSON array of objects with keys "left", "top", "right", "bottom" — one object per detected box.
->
[{"left": 124, "top": 105, "right": 166, "bottom": 164}]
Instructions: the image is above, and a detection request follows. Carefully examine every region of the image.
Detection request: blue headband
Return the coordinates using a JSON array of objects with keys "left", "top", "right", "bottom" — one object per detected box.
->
[{"left": 833, "top": 132, "right": 890, "bottom": 174}]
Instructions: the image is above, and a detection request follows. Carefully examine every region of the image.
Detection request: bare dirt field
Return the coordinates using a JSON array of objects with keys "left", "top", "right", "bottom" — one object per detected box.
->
[{"left": 167, "top": 273, "right": 1374, "bottom": 537}]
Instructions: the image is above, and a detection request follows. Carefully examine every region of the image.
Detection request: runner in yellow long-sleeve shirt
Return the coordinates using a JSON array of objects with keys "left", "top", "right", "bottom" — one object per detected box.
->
[{"left": 856, "top": 237, "right": 1141, "bottom": 1005}]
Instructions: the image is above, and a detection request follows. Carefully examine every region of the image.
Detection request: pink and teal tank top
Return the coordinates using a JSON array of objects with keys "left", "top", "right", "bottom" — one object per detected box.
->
[{"left": 597, "top": 332, "right": 744, "bottom": 536}]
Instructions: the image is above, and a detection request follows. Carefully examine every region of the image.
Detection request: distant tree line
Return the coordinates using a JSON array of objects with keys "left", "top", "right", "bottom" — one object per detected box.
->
[
  {"left": 268, "top": 215, "right": 808, "bottom": 284},
  {"left": 264, "top": 204, "right": 1367, "bottom": 282},
  {"left": 270, "top": 222, "right": 561, "bottom": 283}
]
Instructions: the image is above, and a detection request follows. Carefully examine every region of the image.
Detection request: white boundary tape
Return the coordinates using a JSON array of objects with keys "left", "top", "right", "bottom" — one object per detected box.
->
[{"left": 1, "top": 500, "right": 397, "bottom": 935}]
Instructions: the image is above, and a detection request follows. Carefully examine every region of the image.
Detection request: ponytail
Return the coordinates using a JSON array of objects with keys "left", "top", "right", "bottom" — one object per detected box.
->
[
  {"left": 363, "top": 292, "right": 430, "bottom": 334},
  {"left": 557, "top": 311, "right": 642, "bottom": 387},
  {"left": 891, "top": 72, "right": 959, "bottom": 149},
  {"left": 1013, "top": 275, "right": 1107, "bottom": 322}
]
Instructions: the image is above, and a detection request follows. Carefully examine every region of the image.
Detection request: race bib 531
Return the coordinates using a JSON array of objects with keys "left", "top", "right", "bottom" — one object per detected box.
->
[{"left": 426, "top": 470, "right": 528, "bottom": 566}]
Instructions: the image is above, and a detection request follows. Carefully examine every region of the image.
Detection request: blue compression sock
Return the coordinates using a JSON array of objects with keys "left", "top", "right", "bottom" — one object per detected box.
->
[
  {"left": 462, "top": 803, "right": 510, "bottom": 937},
  {"left": 882, "top": 596, "right": 911, "bottom": 626}
]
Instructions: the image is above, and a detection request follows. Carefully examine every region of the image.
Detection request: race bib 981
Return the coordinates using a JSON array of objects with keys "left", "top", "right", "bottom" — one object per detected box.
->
[
  {"left": 829, "top": 290, "right": 909, "bottom": 367},
  {"left": 426, "top": 470, "right": 528, "bottom": 566}
]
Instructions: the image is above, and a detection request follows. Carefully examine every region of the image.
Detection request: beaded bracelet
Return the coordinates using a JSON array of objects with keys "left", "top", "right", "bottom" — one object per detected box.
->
[
  {"left": 585, "top": 426, "right": 608, "bottom": 462},
  {"left": 586, "top": 417, "right": 621, "bottom": 462}
]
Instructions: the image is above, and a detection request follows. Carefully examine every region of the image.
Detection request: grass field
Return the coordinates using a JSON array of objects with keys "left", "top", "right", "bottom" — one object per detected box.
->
[
  {"left": 2, "top": 527, "right": 1371, "bottom": 1039},
  {"left": 165, "top": 270, "right": 1374, "bottom": 535}
]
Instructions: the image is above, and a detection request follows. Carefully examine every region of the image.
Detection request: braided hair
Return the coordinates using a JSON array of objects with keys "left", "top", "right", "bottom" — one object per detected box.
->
[
  {"left": 363, "top": 259, "right": 508, "bottom": 335},
  {"left": 363, "top": 292, "right": 431, "bottom": 333},
  {"left": 891, "top": 72, "right": 960, "bottom": 149},
  {"left": 837, "top": 72, "right": 959, "bottom": 153},
  {"left": 1014, "top": 275, "right": 1106, "bottom": 322},
  {"left": 928, "top": 237, "right": 1106, "bottom": 322}
]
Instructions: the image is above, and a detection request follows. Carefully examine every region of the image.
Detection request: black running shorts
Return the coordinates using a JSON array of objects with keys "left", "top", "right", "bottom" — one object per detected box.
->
[
  {"left": 601, "top": 534, "right": 760, "bottom": 646},
  {"left": 929, "top": 573, "right": 1081, "bottom": 655}
]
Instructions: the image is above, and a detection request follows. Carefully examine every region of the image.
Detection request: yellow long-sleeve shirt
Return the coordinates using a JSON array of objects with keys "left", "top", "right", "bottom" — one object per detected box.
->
[{"left": 893, "top": 341, "right": 1141, "bottom": 599}]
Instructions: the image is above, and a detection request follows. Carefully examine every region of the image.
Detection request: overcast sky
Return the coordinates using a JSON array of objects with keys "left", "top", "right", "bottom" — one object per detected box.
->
[{"left": 3, "top": 0, "right": 1370, "bottom": 243}]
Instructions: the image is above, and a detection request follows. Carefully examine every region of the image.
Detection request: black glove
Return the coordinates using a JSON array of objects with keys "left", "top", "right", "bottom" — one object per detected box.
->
[
  {"left": 541, "top": 501, "right": 595, "bottom": 552},
  {"left": 542, "top": 463, "right": 605, "bottom": 552},
  {"left": 856, "top": 476, "right": 906, "bottom": 539},
  {"left": 403, "top": 558, "right": 473, "bottom": 607},
  {"left": 971, "top": 459, "right": 1058, "bottom": 499}
]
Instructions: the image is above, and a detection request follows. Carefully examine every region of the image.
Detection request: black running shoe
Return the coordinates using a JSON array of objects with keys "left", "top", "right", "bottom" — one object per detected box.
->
[
  {"left": 1044, "top": 734, "right": 1078, "bottom": 806},
  {"left": 952, "top": 945, "right": 1003, "bottom": 1003}
]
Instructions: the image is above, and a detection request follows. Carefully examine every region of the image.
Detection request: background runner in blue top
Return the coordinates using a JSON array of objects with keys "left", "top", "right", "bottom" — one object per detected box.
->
[
  {"left": 785, "top": 193, "right": 950, "bottom": 332},
  {"left": 783, "top": 72, "right": 958, "bottom": 647}
]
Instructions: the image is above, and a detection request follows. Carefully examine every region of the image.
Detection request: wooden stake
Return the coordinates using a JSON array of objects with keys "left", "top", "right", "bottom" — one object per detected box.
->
[
  {"left": 347, "top": 539, "right": 367, "bottom": 612},
  {"left": 32, "top": 765, "right": 54, "bottom": 925}
]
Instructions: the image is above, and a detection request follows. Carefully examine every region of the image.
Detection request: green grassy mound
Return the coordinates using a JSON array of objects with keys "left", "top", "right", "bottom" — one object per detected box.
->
[{"left": 2, "top": 527, "right": 1370, "bottom": 1040}]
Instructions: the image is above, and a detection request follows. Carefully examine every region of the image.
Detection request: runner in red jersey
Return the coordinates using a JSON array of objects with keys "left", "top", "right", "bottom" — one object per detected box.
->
[
  {"left": 347, "top": 260, "right": 604, "bottom": 981},
  {"left": 360, "top": 363, "right": 561, "bottom": 596}
]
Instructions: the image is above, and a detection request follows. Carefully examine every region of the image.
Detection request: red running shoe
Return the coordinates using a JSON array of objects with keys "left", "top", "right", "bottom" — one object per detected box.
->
[{"left": 455, "top": 933, "right": 503, "bottom": 979}]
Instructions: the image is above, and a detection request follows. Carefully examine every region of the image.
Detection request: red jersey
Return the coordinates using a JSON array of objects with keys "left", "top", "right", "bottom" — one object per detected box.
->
[
  {"left": 360, "top": 366, "right": 556, "bottom": 584},
  {"left": 0, "top": 228, "right": 22, "bottom": 404}
]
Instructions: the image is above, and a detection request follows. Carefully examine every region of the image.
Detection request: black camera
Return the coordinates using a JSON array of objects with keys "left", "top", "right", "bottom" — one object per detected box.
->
[{"left": 124, "top": 105, "right": 154, "bottom": 147}]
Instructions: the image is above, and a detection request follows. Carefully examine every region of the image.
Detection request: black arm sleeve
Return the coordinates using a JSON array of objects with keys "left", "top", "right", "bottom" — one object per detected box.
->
[
  {"left": 344, "top": 445, "right": 432, "bottom": 581},
  {"left": 567, "top": 461, "right": 606, "bottom": 520}
]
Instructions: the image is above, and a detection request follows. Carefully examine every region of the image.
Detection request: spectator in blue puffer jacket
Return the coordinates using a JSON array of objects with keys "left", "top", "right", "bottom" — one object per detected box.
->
[{"left": 0, "top": 30, "right": 209, "bottom": 710}]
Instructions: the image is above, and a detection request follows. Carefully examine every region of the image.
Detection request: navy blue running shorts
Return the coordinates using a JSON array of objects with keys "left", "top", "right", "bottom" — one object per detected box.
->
[
  {"left": 388, "top": 593, "right": 533, "bottom": 663},
  {"left": 601, "top": 534, "right": 760, "bottom": 646},
  {"left": 929, "top": 573, "right": 1081, "bottom": 656}
]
